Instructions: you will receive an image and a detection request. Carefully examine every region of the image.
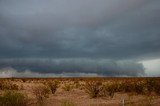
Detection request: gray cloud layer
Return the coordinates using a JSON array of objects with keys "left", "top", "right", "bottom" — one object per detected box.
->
[
  {"left": 0, "top": 59, "right": 145, "bottom": 77},
  {"left": 0, "top": 0, "right": 160, "bottom": 76}
]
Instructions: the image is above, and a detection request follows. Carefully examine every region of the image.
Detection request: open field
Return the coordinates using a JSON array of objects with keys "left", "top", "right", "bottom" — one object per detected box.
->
[{"left": 0, "top": 77, "right": 160, "bottom": 106}]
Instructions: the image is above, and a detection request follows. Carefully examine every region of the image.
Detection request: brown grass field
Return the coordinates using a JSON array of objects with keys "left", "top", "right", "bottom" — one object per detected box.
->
[{"left": 0, "top": 77, "right": 160, "bottom": 106}]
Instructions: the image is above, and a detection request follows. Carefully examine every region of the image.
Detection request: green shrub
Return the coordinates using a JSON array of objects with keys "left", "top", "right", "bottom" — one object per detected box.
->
[{"left": 0, "top": 91, "right": 28, "bottom": 106}]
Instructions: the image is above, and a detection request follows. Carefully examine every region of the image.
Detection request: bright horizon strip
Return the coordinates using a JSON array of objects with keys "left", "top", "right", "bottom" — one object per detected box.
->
[{"left": 141, "top": 59, "right": 160, "bottom": 76}]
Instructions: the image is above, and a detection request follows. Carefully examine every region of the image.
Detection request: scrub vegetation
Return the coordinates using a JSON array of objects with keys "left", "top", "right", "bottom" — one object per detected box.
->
[{"left": 0, "top": 77, "right": 160, "bottom": 106}]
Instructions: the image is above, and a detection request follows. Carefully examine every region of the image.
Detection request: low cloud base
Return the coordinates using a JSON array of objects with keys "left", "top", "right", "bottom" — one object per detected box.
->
[{"left": 0, "top": 58, "right": 145, "bottom": 77}]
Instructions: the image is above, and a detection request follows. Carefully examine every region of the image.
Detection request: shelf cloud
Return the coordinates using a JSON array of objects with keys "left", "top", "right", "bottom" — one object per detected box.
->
[{"left": 0, "top": 59, "right": 145, "bottom": 77}]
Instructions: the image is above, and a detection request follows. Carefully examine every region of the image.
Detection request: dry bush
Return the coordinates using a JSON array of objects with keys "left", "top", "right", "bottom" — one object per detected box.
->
[
  {"left": 111, "top": 82, "right": 124, "bottom": 92},
  {"left": 61, "top": 100, "right": 75, "bottom": 106},
  {"left": 154, "top": 82, "right": 160, "bottom": 95},
  {"left": 62, "top": 83, "right": 74, "bottom": 91},
  {"left": 0, "top": 91, "right": 28, "bottom": 106},
  {"left": 21, "top": 79, "right": 27, "bottom": 83},
  {"left": 85, "top": 81, "right": 102, "bottom": 98},
  {"left": 19, "top": 84, "right": 24, "bottom": 90},
  {"left": 133, "top": 82, "right": 146, "bottom": 94},
  {"left": 47, "top": 81, "right": 59, "bottom": 94},
  {"left": 100, "top": 82, "right": 124, "bottom": 98},
  {"left": 146, "top": 78, "right": 157, "bottom": 93},
  {"left": 145, "top": 78, "right": 160, "bottom": 95},
  {"left": 100, "top": 81, "right": 146, "bottom": 98},
  {"left": 120, "top": 81, "right": 146, "bottom": 94},
  {"left": 32, "top": 84, "right": 50, "bottom": 104},
  {"left": 73, "top": 81, "right": 81, "bottom": 89},
  {"left": 122, "top": 81, "right": 135, "bottom": 93},
  {"left": 146, "top": 79, "right": 160, "bottom": 95},
  {"left": 0, "top": 81, "right": 19, "bottom": 90},
  {"left": 98, "top": 78, "right": 160, "bottom": 97},
  {"left": 100, "top": 83, "right": 118, "bottom": 98}
]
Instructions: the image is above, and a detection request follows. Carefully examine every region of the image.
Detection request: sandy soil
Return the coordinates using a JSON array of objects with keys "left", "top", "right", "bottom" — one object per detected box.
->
[
  {"left": 1, "top": 78, "right": 160, "bottom": 106},
  {"left": 13, "top": 81, "right": 160, "bottom": 106}
]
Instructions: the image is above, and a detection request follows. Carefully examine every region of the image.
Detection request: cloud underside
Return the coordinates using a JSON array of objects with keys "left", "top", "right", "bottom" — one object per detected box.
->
[
  {"left": 0, "top": 0, "right": 160, "bottom": 76},
  {"left": 0, "top": 59, "right": 145, "bottom": 77}
]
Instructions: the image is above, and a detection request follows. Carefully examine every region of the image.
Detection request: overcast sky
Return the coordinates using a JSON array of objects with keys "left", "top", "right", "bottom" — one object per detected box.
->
[{"left": 0, "top": 0, "right": 160, "bottom": 77}]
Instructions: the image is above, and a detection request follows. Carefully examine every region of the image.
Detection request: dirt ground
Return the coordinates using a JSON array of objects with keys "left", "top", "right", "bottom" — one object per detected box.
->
[
  {"left": 16, "top": 81, "right": 160, "bottom": 106},
  {"left": 1, "top": 78, "right": 160, "bottom": 106}
]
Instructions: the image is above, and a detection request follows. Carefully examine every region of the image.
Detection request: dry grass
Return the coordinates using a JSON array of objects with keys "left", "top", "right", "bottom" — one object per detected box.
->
[
  {"left": 0, "top": 81, "right": 19, "bottom": 90},
  {"left": 61, "top": 100, "right": 75, "bottom": 106},
  {"left": 0, "top": 77, "right": 159, "bottom": 106},
  {"left": 32, "top": 84, "right": 50, "bottom": 104},
  {"left": 47, "top": 81, "right": 59, "bottom": 94},
  {"left": 0, "top": 90, "right": 28, "bottom": 106},
  {"left": 62, "top": 83, "right": 74, "bottom": 91},
  {"left": 85, "top": 81, "right": 102, "bottom": 98}
]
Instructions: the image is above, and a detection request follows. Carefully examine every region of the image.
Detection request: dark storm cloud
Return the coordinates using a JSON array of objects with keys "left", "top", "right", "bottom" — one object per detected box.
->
[
  {"left": 0, "top": 0, "right": 160, "bottom": 76},
  {"left": 0, "top": 58, "right": 145, "bottom": 77}
]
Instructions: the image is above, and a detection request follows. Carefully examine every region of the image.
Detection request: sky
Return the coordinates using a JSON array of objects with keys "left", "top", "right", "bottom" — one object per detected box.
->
[{"left": 0, "top": 0, "right": 160, "bottom": 77}]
